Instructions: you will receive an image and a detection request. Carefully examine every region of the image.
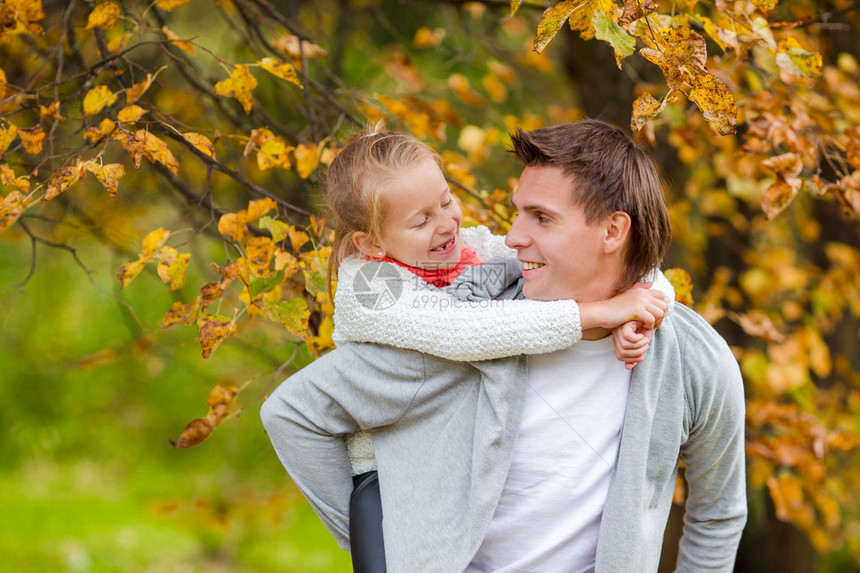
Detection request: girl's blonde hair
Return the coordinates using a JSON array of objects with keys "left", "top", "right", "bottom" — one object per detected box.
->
[{"left": 325, "top": 123, "right": 441, "bottom": 293}]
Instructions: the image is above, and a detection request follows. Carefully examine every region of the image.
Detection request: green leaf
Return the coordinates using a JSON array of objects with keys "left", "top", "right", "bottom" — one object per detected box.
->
[
  {"left": 593, "top": 10, "right": 636, "bottom": 69},
  {"left": 303, "top": 269, "right": 327, "bottom": 296},
  {"left": 263, "top": 297, "right": 309, "bottom": 336},
  {"left": 258, "top": 215, "right": 290, "bottom": 243},
  {"left": 249, "top": 269, "right": 285, "bottom": 296},
  {"left": 534, "top": 0, "right": 579, "bottom": 54}
]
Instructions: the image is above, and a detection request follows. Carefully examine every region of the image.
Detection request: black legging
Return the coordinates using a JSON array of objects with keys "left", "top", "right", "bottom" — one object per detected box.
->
[{"left": 350, "top": 471, "right": 387, "bottom": 572}]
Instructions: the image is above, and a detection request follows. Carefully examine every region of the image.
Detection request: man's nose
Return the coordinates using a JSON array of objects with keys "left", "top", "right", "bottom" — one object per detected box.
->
[{"left": 505, "top": 215, "right": 526, "bottom": 249}]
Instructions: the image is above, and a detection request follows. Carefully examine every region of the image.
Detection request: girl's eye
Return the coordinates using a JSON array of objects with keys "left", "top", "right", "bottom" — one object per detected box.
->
[{"left": 415, "top": 218, "right": 429, "bottom": 228}]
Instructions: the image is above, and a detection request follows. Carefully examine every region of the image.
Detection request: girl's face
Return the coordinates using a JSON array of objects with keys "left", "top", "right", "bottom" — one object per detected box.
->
[{"left": 377, "top": 158, "right": 463, "bottom": 270}]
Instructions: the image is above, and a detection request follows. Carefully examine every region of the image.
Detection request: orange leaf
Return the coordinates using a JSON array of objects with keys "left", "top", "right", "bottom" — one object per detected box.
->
[
  {"left": 161, "top": 297, "right": 200, "bottom": 328},
  {"left": 0, "top": 123, "right": 19, "bottom": 159},
  {"left": 258, "top": 57, "right": 302, "bottom": 88},
  {"left": 83, "top": 85, "right": 117, "bottom": 116},
  {"left": 170, "top": 417, "right": 214, "bottom": 449},
  {"left": 117, "top": 104, "right": 147, "bottom": 122},
  {"left": 197, "top": 313, "right": 236, "bottom": 358},
  {"left": 84, "top": 162, "right": 125, "bottom": 197},
  {"left": 156, "top": 245, "right": 190, "bottom": 291},
  {"left": 200, "top": 280, "right": 228, "bottom": 310},
  {"left": 217, "top": 213, "right": 244, "bottom": 242},
  {"left": 214, "top": 64, "right": 257, "bottom": 114},
  {"left": 18, "top": 125, "right": 44, "bottom": 154},
  {"left": 86, "top": 2, "right": 120, "bottom": 31},
  {"left": 182, "top": 132, "right": 215, "bottom": 159},
  {"left": 413, "top": 27, "right": 444, "bottom": 49},
  {"left": 39, "top": 100, "right": 65, "bottom": 120},
  {"left": 288, "top": 225, "right": 310, "bottom": 251}
]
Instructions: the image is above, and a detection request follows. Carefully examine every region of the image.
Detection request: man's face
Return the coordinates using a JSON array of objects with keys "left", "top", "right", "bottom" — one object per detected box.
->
[{"left": 505, "top": 165, "right": 622, "bottom": 302}]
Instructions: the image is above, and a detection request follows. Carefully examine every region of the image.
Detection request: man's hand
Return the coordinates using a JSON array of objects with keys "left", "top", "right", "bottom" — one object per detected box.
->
[{"left": 578, "top": 282, "right": 667, "bottom": 332}]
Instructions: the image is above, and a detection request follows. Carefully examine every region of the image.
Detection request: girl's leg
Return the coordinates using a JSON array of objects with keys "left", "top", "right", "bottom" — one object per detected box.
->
[{"left": 349, "top": 471, "right": 387, "bottom": 573}]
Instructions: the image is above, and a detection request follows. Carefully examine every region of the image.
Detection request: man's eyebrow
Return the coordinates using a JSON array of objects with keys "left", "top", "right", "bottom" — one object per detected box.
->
[{"left": 517, "top": 201, "right": 562, "bottom": 218}]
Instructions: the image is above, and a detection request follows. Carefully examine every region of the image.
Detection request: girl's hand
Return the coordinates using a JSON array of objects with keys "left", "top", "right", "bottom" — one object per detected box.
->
[
  {"left": 579, "top": 282, "right": 668, "bottom": 331},
  {"left": 612, "top": 321, "right": 656, "bottom": 370}
]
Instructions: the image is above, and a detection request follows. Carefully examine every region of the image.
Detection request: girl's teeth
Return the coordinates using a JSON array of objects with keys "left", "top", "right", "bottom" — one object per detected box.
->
[{"left": 523, "top": 262, "right": 544, "bottom": 270}]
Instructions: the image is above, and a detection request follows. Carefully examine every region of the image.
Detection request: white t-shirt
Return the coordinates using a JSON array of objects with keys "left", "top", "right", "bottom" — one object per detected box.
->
[{"left": 466, "top": 336, "right": 631, "bottom": 573}]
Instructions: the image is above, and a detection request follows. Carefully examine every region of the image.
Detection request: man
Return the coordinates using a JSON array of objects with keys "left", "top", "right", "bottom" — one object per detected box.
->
[{"left": 261, "top": 119, "right": 746, "bottom": 572}]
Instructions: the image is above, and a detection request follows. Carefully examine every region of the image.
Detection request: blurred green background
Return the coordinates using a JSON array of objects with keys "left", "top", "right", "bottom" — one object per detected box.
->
[{"left": 0, "top": 235, "right": 350, "bottom": 572}]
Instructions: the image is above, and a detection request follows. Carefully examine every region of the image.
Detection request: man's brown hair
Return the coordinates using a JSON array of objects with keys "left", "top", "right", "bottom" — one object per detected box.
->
[{"left": 510, "top": 118, "right": 671, "bottom": 292}]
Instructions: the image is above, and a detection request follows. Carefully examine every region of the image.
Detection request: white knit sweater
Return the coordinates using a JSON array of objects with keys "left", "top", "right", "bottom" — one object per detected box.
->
[{"left": 335, "top": 225, "right": 674, "bottom": 474}]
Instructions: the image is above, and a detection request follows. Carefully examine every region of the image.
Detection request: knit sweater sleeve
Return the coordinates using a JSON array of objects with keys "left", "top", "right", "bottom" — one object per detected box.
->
[{"left": 332, "top": 255, "right": 581, "bottom": 362}]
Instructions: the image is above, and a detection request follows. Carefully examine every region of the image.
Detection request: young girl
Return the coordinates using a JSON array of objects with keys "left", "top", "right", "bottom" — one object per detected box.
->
[{"left": 323, "top": 125, "right": 674, "bottom": 571}]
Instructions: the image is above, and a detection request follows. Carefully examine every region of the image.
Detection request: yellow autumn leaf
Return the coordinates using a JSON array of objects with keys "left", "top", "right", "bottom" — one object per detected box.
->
[
  {"left": 0, "top": 165, "right": 30, "bottom": 193},
  {"left": 482, "top": 74, "right": 507, "bottom": 103},
  {"left": 162, "top": 25, "right": 194, "bottom": 55},
  {"left": 534, "top": 0, "right": 579, "bottom": 53},
  {"left": 156, "top": 245, "right": 191, "bottom": 291},
  {"left": 206, "top": 384, "right": 238, "bottom": 425},
  {"left": 84, "top": 118, "right": 116, "bottom": 144},
  {"left": 0, "top": 190, "right": 31, "bottom": 234},
  {"left": 263, "top": 297, "right": 309, "bottom": 336},
  {"left": 86, "top": 2, "right": 120, "bottom": 30},
  {"left": 413, "top": 27, "right": 445, "bottom": 49},
  {"left": 630, "top": 92, "right": 665, "bottom": 133},
  {"left": 689, "top": 73, "right": 737, "bottom": 135},
  {"left": 197, "top": 313, "right": 236, "bottom": 359},
  {"left": 112, "top": 129, "right": 144, "bottom": 168},
  {"left": 294, "top": 142, "right": 319, "bottom": 179},
  {"left": 43, "top": 160, "right": 85, "bottom": 201},
  {"left": 83, "top": 85, "right": 118, "bottom": 116},
  {"left": 156, "top": 0, "right": 190, "bottom": 11},
  {"left": 161, "top": 297, "right": 200, "bottom": 328},
  {"left": 126, "top": 73, "right": 155, "bottom": 104},
  {"left": 257, "top": 138, "right": 292, "bottom": 170},
  {"left": 664, "top": 267, "right": 694, "bottom": 306},
  {"left": 288, "top": 225, "right": 310, "bottom": 252},
  {"left": 182, "top": 132, "right": 215, "bottom": 159},
  {"left": 142, "top": 227, "right": 170, "bottom": 258},
  {"left": 0, "top": 123, "right": 19, "bottom": 158},
  {"left": 246, "top": 197, "right": 277, "bottom": 221},
  {"left": 85, "top": 162, "right": 126, "bottom": 197},
  {"left": 258, "top": 57, "right": 302, "bottom": 88},
  {"left": 38, "top": 100, "right": 65, "bottom": 120},
  {"left": 116, "top": 257, "right": 147, "bottom": 288},
  {"left": 448, "top": 74, "right": 485, "bottom": 106},
  {"left": 136, "top": 129, "right": 178, "bottom": 174},
  {"left": 0, "top": 67, "right": 6, "bottom": 101},
  {"left": 18, "top": 125, "right": 44, "bottom": 154},
  {"left": 117, "top": 104, "right": 147, "bottom": 122},
  {"left": 245, "top": 236, "right": 275, "bottom": 276},
  {"left": 214, "top": 64, "right": 257, "bottom": 114}
]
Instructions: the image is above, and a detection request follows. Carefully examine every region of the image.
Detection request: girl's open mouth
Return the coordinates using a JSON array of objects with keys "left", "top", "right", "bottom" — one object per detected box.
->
[{"left": 430, "top": 236, "right": 456, "bottom": 254}]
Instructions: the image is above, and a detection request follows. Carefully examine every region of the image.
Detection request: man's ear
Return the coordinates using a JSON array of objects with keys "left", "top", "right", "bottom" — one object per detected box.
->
[
  {"left": 603, "top": 211, "right": 632, "bottom": 255},
  {"left": 351, "top": 231, "right": 384, "bottom": 258}
]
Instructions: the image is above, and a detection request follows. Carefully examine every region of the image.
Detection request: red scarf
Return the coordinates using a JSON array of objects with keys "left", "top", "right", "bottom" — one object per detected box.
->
[{"left": 381, "top": 247, "right": 483, "bottom": 287}]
